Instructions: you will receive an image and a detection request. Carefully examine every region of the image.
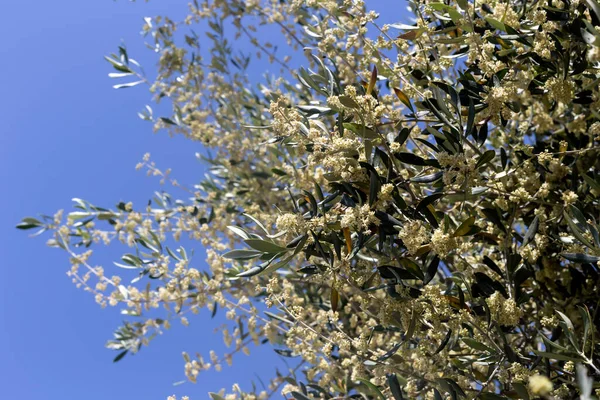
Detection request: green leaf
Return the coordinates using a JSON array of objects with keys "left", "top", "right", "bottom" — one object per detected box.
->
[
  {"left": 16, "top": 217, "right": 42, "bottom": 230},
  {"left": 394, "top": 152, "right": 427, "bottom": 166},
  {"left": 482, "top": 256, "right": 503, "bottom": 276},
  {"left": 236, "top": 265, "right": 265, "bottom": 278},
  {"left": 113, "top": 262, "right": 140, "bottom": 270},
  {"left": 306, "top": 384, "right": 330, "bottom": 398},
  {"left": 121, "top": 254, "right": 142, "bottom": 266},
  {"left": 424, "top": 255, "right": 440, "bottom": 284},
  {"left": 298, "top": 67, "right": 323, "bottom": 93},
  {"left": 209, "top": 393, "right": 226, "bottom": 400},
  {"left": 437, "top": 378, "right": 466, "bottom": 398},
  {"left": 222, "top": 249, "right": 264, "bottom": 260},
  {"left": 244, "top": 239, "right": 288, "bottom": 253},
  {"left": 578, "top": 365, "right": 594, "bottom": 400},
  {"left": 398, "top": 258, "right": 424, "bottom": 280},
  {"left": 485, "top": 17, "right": 506, "bottom": 31},
  {"left": 456, "top": 0, "right": 468, "bottom": 10},
  {"left": 113, "top": 350, "right": 128, "bottom": 362},
  {"left": 338, "top": 95, "right": 360, "bottom": 109},
  {"left": 113, "top": 80, "right": 144, "bottom": 89},
  {"left": 377, "top": 342, "right": 402, "bottom": 362},
  {"left": 454, "top": 216, "right": 475, "bottom": 237},
  {"left": 482, "top": 208, "right": 506, "bottom": 233},
  {"left": 429, "top": 3, "right": 464, "bottom": 25},
  {"left": 104, "top": 56, "right": 132, "bottom": 73},
  {"left": 556, "top": 310, "right": 576, "bottom": 332},
  {"left": 466, "top": 98, "right": 475, "bottom": 138},
  {"left": 562, "top": 253, "right": 600, "bottom": 263},
  {"left": 108, "top": 72, "right": 133, "bottom": 78},
  {"left": 303, "top": 190, "right": 319, "bottom": 216},
  {"left": 227, "top": 226, "right": 250, "bottom": 240},
  {"left": 480, "top": 393, "right": 509, "bottom": 400},
  {"left": 513, "top": 382, "right": 530, "bottom": 400},
  {"left": 297, "top": 105, "right": 332, "bottom": 115},
  {"left": 260, "top": 254, "right": 295, "bottom": 276},
  {"left": 286, "top": 234, "right": 308, "bottom": 249},
  {"left": 68, "top": 211, "right": 92, "bottom": 220},
  {"left": 475, "top": 150, "right": 495, "bottom": 169},
  {"left": 367, "top": 65, "right": 378, "bottom": 96},
  {"left": 432, "top": 329, "right": 452, "bottom": 355},
  {"left": 521, "top": 216, "right": 539, "bottom": 247},
  {"left": 387, "top": 373, "right": 404, "bottom": 400},
  {"left": 585, "top": 0, "right": 600, "bottom": 20},
  {"left": 477, "top": 122, "right": 489, "bottom": 145},
  {"left": 579, "top": 305, "right": 592, "bottom": 352},
  {"left": 357, "top": 378, "right": 386, "bottom": 400},
  {"left": 388, "top": 23, "right": 421, "bottom": 30},
  {"left": 462, "top": 338, "right": 495, "bottom": 353},
  {"left": 582, "top": 173, "right": 600, "bottom": 192},
  {"left": 136, "top": 236, "right": 160, "bottom": 254},
  {"left": 290, "top": 392, "right": 311, "bottom": 400},
  {"left": 369, "top": 170, "right": 380, "bottom": 206},
  {"left": 540, "top": 332, "right": 570, "bottom": 352},
  {"left": 243, "top": 213, "right": 270, "bottom": 236},
  {"left": 411, "top": 171, "right": 444, "bottom": 183},
  {"left": 393, "top": 87, "right": 413, "bottom": 111},
  {"left": 331, "top": 286, "right": 339, "bottom": 312},
  {"left": 404, "top": 308, "right": 418, "bottom": 342},
  {"left": 564, "top": 211, "right": 595, "bottom": 249},
  {"left": 264, "top": 311, "right": 294, "bottom": 325},
  {"left": 500, "top": 148, "right": 508, "bottom": 169},
  {"left": 343, "top": 123, "right": 379, "bottom": 139},
  {"left": 533, "top": 351, "right": 582, "bottom": 362},
  {"left": 159, "top": 117, "right": 177, "bottom": 126},
  {"left": 417, "top": 193, "right": 444, "bottom": 211}
]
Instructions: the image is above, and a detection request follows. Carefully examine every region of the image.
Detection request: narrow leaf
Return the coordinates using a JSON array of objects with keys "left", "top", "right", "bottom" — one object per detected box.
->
[
  {"left": 331, "top": 287, "right": 339, "bottom": 312},
  {"left": 387, "top": 373, "right": 404, "bottom": 400},
  {"left": 227, "top": 226, "right": 250, "bottom": 240},
  {"left": 521, "top": 216, "right": 539, "bottom": 247},
  {"left": 454, "top": 216, "right": 475, "bottom": 237},
  {"left": 367, "top": 65, "right": 378, "bottom": 96},
  {"left": 393, "top": 88, "right": 413, "bottom": 111},
  {"left": 338, "top": 95, "right": 360, "bottom": 109},
  {"left": 291, "top": 392, "right": 311, "bottom": 400},
  {"left": 113, "top": 80, "right": 144, "bottom": 89},
  {"left": 564, "top": 211, "right": 595, "bottom": 249},
  {"left": 357, "top": 378, "right": 386, "bottom": 400},
  {"left": 533, "top": 351, "right": 582, "bottom": 362},
  {"left": 424, "top": 255, "right": 440, "bottom": 284},
  {"left": 432, "top": 329, "right": 452, "bottom": 355},
  {"left": 244, "top": 239, "right": 288, "bottom": 254},
  {"left": 343, "top": 228, "right": 352, "bottom": 254},
  {"left": 475, "top": 150, "right": 495, "bottom": 169},
  {"left": 113, "top": 350, "right": 128, "bottom": 362},
  {"left": 562, "top": 253, "right": 600, "bottom": 263}
]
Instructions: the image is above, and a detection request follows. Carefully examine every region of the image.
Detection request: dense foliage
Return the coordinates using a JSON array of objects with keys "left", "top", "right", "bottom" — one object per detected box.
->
[{"left": 18, "top": 0, "right": 600, "bottom": 398}]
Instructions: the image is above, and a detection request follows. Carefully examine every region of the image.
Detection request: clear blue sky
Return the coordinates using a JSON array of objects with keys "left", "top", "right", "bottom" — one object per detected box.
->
[{"left": 0, "top": 1, "right": 402, "bottom": 399}]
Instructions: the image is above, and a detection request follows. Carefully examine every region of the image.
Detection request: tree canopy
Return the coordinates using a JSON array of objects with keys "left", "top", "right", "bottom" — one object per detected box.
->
[{"left": 18, "top": 0, "right": 600, "bottom": 398}]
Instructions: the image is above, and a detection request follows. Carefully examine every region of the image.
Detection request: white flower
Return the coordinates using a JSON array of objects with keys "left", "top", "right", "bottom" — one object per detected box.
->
[{"left": 528, "top": 374, "right": 553, "bottom": 396}]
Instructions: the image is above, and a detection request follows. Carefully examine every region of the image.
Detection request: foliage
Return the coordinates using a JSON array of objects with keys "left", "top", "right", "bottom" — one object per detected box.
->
[{"left": 18, "top": 0, "right": 600, "bottom": 398}]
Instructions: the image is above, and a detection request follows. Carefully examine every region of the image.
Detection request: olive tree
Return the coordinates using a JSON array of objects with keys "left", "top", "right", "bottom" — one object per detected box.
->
[{"left": 18, "top": 0, "right": 600, "bottom": 398}]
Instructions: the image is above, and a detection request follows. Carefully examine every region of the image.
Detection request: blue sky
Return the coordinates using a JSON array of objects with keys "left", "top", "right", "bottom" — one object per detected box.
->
[{"left": 0, "top": 1, "right": 404, "bottom": 398}]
